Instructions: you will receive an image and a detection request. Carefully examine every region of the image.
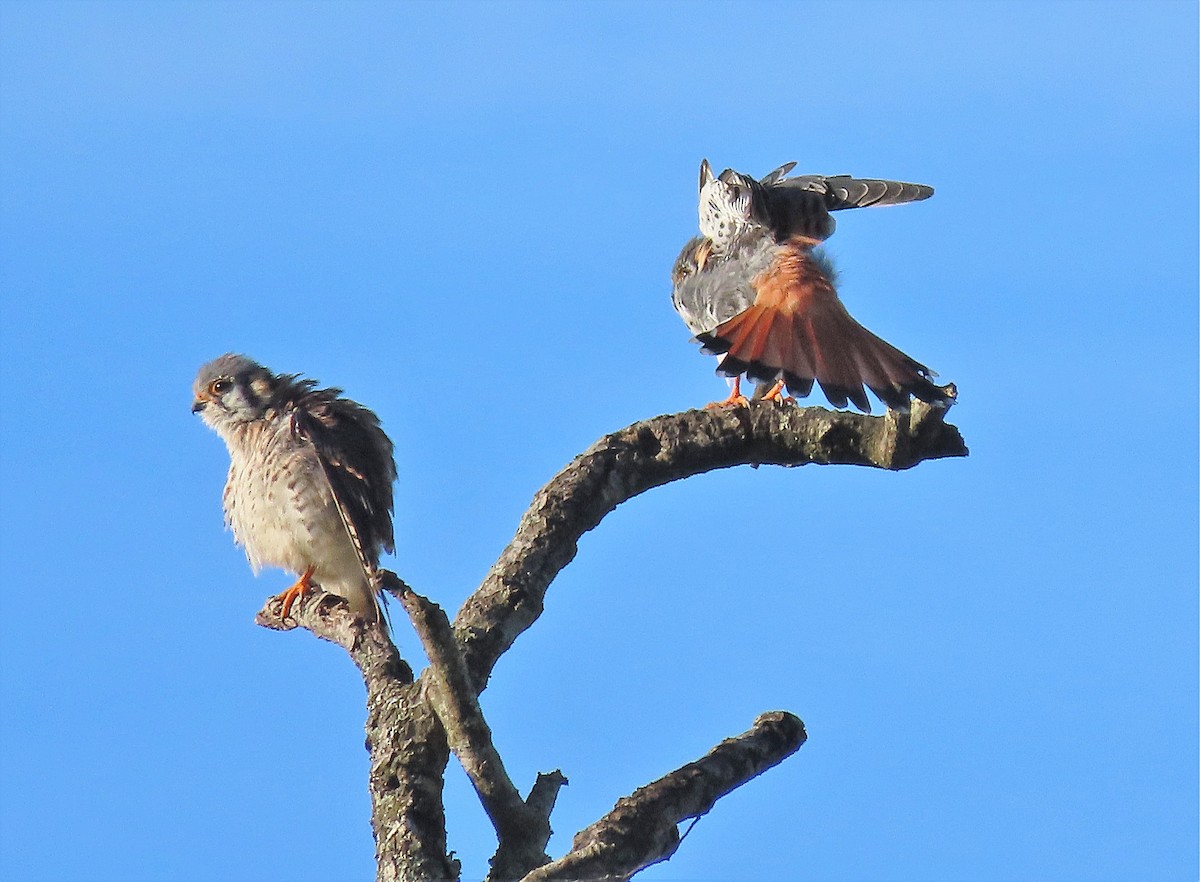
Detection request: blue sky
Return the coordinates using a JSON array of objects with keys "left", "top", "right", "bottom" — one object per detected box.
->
[{"left": 1, "top": 2, "right": 1195, "bottom": 880}]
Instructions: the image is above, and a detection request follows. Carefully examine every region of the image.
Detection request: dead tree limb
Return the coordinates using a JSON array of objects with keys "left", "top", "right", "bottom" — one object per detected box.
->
[
  {"left": 253, "top": 400, "right": 967, "bottom": 881},
  {"left": 387, "top": 576, "right": 561, "bottom": 879},
  {"left": 255, "top": 596, "right": 460, "bottom": 881},
  {"left": 453, "top": 399, "right": 967, "bottom": 695},
  {"left": 521, "top": 712, "right": 807, "bottom": 882}
]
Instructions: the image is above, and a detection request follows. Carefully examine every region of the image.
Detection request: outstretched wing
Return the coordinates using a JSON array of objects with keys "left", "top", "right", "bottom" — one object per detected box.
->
[
  {"left": 758, "top": 161, "right": 797, "bottom": 187},
  {"left": 780, "top": 174, "right": 934, "bottom": 211},
  {"left": 758, "top": 169, "right": 934, "bottom": 241},
  {"left": 289, "top": 385, "right": 397, "bottom": 577}
]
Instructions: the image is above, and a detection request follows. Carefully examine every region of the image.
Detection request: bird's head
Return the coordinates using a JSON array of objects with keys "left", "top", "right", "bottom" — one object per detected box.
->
[
  {"left": 192, "top": 353, "right": 277, "bottom": 431},
  {"left": 671, "top": 236, "right": 714, "bottom": 286},
  {"left": 697, "top": 159, "right": 759, "bottom": 249}
]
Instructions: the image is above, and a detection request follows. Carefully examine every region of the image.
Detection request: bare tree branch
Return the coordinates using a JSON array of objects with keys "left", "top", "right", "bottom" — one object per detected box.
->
[
  {"left": 251, "top": 401, "right": 966, "bottom": 881},
  {"left": 255, "top": 594, "right": 459, "bottom": 881},
  {"left": 383, "top": 575, "right": 556, "bottom": 879},
  {"left": 453, "top": 400, "right": 967, "bottom": 694},
  {"left": 520, "top": 711, "right": 807, "bottom": 882},
  {"left": 395, "top": 583, "right": 529, "bottom": 826},
  {"left": 524, "top": 770, "right": 569, "bottom": 828},
  {"left": 255, "top": 592, "right": 412, "bottom": 690}
]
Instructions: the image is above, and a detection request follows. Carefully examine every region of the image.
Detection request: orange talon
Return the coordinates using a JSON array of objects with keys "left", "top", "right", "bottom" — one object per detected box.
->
[
  {"left": 705, "top": 376, "right": 750, "bottom": 409},
  {"left": 277, "top": 564, "right": 316, "bottom": 619},
  {"left": 759, "top": 379, "right": 787, "bottom": 403}
]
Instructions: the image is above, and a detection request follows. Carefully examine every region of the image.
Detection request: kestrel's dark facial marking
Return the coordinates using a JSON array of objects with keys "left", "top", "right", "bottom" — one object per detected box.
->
[{"left": 191, "top": 353, "right": 398, "bottom": 623}]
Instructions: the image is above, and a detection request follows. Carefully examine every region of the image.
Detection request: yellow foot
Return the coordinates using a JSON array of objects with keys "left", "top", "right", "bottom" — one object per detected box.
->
[
  {"left": 705, "top": 377, "right": 749, "bottom": 409},
  {"left": 759, "top": 379, "right": 786, "bottom": 402},
  {"left": 276, "top": 564, "right": 316, "bottom": 619}
]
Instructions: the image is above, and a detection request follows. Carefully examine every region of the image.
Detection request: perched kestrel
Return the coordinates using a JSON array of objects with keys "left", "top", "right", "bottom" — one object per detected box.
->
[
  {"left": 672, "top": 160, "right": 952, "bottom": 412},
  {"left": 192, "top": 354, "right": 397, "bottom": 623}
]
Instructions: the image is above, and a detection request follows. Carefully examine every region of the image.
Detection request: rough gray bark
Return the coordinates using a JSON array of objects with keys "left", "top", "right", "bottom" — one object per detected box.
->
[
  {"left": 256, "top": 598, "right": 459, "bottom": 880},
  {"left": 523, "top": 712, "right": 807, "bottom": 882},
  {"left": 254, "top": 400, "right": 967, "bottom": 881},
  {"left": 454, "top": 398, "right": 966, "bottom": 694},
  {"left": 392, "top": 578, "right": 562, "bottom": 879}
]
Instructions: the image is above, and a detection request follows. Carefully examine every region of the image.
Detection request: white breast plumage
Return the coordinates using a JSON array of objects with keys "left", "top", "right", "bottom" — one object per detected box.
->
[{"left": 223, "top": 418, "right": 339, "bottom": 577}]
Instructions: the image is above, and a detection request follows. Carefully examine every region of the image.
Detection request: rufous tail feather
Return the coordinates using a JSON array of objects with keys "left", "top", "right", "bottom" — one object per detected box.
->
[{"left": 698, "top": 245, "right": 951, "bottom": 413}]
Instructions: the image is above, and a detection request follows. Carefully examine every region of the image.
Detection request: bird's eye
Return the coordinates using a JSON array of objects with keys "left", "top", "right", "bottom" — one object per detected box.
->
[
  {"left": 210, "top": 378, "right": 233, "bottom": 395},
  {"left": 728, "top": 185, "right": 741, "bottom": 200}
]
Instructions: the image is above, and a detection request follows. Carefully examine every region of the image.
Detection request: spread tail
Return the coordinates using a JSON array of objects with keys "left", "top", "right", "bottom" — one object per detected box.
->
[{"left": 697, "top": 246, "right": 951, "bottom": 413}]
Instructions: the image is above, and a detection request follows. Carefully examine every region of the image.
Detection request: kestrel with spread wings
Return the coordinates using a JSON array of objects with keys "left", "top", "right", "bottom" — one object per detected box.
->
[
  {"left": 192, "top": 354, "right": 396, "bottom": 623},
  {"left": 671, "top": 160, "right": 953, "bottom": 412}
]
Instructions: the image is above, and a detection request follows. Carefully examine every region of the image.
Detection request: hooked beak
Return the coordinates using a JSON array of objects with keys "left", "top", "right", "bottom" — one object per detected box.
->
[
  {"left": 191, "top": 397, "right": 206, "bottom": 414},
  {"left": 699, "top": 158, "right": 714, "bottom": 194}
]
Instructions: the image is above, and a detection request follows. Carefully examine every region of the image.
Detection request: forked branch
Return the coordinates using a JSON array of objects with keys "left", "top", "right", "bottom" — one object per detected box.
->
[
  {"left": 388, "top": 576, "right": 562, "bottom": 879},
  {"left": 254, "top": 400, "right": 967, "bottom": 881},
  {"left": 521, "top": 712, "right": 807, "bottom": 882}
]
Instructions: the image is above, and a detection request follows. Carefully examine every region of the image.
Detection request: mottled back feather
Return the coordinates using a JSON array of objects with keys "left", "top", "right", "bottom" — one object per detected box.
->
[{"left": 280, "top": 378, "right": 397, "bottom": 574}]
